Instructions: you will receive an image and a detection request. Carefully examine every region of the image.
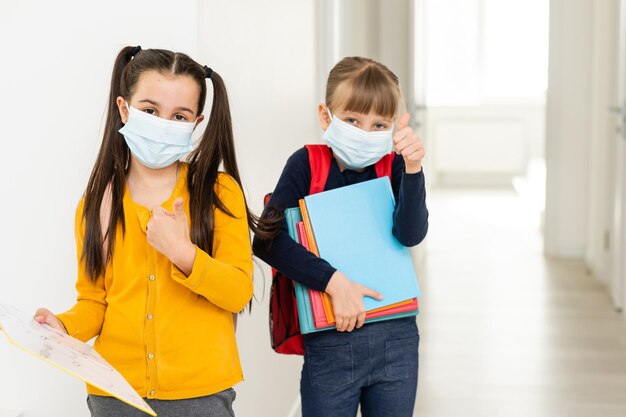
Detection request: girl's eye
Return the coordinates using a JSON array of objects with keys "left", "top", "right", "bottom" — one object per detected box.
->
[
  {"left": 143, "top": 108, "right": 156, "bottom": 115},
  {"left": 346, "top": 118, "right": 359, "bottom": 126},
  {"left": 375, "top": 123, "right": 388, "bottom": 130},
  {"left": 174, "top": 114, "right": 188, "bottom": 121}
]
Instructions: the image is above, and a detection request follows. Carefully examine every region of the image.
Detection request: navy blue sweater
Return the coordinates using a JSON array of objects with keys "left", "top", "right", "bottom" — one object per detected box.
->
[{"left": 252, "top": 147, "right": 429, "bottom": 292}]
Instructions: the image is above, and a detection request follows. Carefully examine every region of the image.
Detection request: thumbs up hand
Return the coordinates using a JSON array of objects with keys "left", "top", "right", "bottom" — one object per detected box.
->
[
  {"left": 393, "top": 112, "right": 425, "bottom": 174},
  {"left": 146, "top": 197, "right": 196, "bottom": 275}
]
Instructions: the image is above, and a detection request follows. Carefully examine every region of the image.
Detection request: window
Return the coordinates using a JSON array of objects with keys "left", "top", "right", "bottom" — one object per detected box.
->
[{"left": 423, "top": 0, "right": 549, "bottom": 106}]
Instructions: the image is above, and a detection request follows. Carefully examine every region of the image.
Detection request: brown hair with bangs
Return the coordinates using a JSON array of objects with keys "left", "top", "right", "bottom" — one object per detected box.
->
[
  {"left": 325, "top": 56, "right": 402, "bottom": 119},
  {"left": 253, "top": 57, "right": 403, "bottom": 244}
]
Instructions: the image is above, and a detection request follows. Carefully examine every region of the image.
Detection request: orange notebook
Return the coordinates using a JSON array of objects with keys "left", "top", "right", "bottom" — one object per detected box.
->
[{"left": 299, "top": 199, "right": 336, "bottom": 319}]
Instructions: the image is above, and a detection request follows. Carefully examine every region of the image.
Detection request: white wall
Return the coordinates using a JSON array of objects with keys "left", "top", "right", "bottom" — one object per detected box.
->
[
  {"left": 0, "top": 1, "right": 319, "bottom": 416},
  {"left": 545, "top": 0, "right": 622, "bottom": 270},
  {"left": 544, "top": 0, "right": 593, "bottom": 257},
  {"left": 337, "top": 0, "right": 380, "bottom": 61},
  {"left": 195, "top": 1, "right": 319, "bottom": 416},
  {"left": 586, "top": 0, "right": 619, "bottom": 285},
  {"left": 333, "top": 0, "right": 413, "bottom": 107}
]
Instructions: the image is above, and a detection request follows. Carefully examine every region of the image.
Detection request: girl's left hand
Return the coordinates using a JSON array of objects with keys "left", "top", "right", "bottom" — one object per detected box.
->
[
  {"left": 146, "top": 197, "right": 196, "bottom": 275},
  {"left": 393, "top": 112, "right": 425, "bottom": 174},
  {"left": 34, "top": 308, "right": 67, "bottom": 334}
]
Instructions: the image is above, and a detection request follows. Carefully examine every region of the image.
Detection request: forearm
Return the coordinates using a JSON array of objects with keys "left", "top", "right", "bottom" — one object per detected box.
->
[
  {"left": 253, "top": 230, "right": 336, "bottom": 292},
  {"left": 171, "top": 246, "right": 253, "bottom": 313},
  {"left": 56, "top": 299, "right": 106, "bottom": 342},
  {"left": 392, "top": 170, "right": 429, "bottom": 246},
  {"left": 168, "top": 240, "right": 197, "bottom": 276}
]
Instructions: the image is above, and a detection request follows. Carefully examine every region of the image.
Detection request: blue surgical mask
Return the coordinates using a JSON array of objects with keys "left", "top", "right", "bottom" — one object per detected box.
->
[
  {"left": 119, "top": 102, "right": 196, "bottom": 169},
  {"left": 322, "top": 109, "right": 394, "bottom": 170}
]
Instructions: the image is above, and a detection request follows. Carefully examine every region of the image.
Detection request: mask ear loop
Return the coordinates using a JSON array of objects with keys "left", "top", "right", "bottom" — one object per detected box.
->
[
  {"left": 325, "top": 104, "right": 334, "bottom": 122},
  {"left": 124, "top": 101, "right": 133, "bottom": 124}
]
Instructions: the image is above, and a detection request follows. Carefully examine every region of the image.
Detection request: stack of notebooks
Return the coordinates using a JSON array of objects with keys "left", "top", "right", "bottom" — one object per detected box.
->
[{"left": 286, "top": 177, "right": 421, "bottom": 334}]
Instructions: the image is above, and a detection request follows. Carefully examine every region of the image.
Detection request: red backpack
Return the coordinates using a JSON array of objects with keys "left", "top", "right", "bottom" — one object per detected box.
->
[{"left": 267, "top": 144, "right": 395, "bottom": 355}]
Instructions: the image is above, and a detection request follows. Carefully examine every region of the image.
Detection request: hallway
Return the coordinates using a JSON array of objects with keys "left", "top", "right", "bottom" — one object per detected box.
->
[{"left": 414, "top": 187, "right": 626, "bottom": 416}]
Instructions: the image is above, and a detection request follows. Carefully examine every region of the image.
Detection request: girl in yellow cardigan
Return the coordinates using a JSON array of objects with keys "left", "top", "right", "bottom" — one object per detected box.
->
[{"left": 34, "top": 45, "right": 260, "bottom": 417}]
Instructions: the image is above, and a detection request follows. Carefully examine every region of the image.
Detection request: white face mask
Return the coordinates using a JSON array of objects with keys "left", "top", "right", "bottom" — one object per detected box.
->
[
  {"left": 119, "top": 102, "right": 196, "bottom": 169},
  {"left": 322, "top": 109, "right": 394, "bottom": 170}
]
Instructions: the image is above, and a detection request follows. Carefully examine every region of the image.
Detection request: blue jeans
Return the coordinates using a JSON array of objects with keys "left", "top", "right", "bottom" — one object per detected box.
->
[{"left": 301, "top": 317, "right": 419, "bottom": 417}]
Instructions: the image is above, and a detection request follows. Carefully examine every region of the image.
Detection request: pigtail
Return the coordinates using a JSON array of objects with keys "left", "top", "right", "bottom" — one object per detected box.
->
[
  {"left": 82, "top": 46, "right": 136, "bottom": 282},
  {"left": 187, "top": 71, "right": 226, "bottom": 256},
  {"left": 207, "top": 72, "right": 239, "bottom": 189},
  {"left": 187, "top": 70, "right": 273, "bottom": 261}
]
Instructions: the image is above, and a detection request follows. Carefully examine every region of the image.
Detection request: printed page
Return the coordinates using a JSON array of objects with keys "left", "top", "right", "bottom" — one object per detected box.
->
[{"left": 0, "top": 303, "right": 155, "bottom": 416}]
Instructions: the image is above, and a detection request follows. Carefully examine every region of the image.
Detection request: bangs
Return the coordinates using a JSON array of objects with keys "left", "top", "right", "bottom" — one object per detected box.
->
[{"left": 331, "top": 65, "right": 399, "bottom": 119}]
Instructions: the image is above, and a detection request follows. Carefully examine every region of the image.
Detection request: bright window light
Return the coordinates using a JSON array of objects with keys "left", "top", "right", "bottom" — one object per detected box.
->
[{"left": 424, "top": 0, "right": 549, "bottom": 106}]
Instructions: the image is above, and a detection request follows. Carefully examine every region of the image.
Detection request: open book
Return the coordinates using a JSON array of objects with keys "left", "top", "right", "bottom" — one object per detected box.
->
[{"left": 0, "top": 303, "right": 156, "bottom": 416}]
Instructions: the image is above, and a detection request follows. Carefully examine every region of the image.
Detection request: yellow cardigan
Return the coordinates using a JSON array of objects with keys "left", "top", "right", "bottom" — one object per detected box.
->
[{"left": 57, "top": 165, "right": 253, "bottom": 400}]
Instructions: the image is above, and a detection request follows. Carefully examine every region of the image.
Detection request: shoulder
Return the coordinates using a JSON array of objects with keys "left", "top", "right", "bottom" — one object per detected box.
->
[
  {"left": 286, "top": 147, "right": 311, "bottom": 168},
  {"left": 74, "top": 196, "right": 86, "bottom": 231},
  {"left": 76, "top": 196, "right": 86, "bottom": 215},
  {"left": 269, "top": 147, "right": 312, "bottom": 187},
  {"left": 214, "top": 172, "right": 247, "bottom": 217},
  {"left": 281, "top": 146, "right": 313, "bottom": 178},
  {"left": 215, "top": 172, "right": 244, "bottom": 199}
]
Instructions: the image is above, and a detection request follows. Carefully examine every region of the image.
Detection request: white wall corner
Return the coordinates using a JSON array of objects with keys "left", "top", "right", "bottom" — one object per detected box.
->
[
  {"left": 544, "top": 0, "right": 593, "bottom": 258},
  {"left": 586, "top": 0, "right": 619, "bottom": 286}
]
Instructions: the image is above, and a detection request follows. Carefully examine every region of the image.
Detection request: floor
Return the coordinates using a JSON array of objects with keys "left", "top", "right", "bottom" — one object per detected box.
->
[{"left": 413, "top": 187, "right": 626, "bottom": 417}]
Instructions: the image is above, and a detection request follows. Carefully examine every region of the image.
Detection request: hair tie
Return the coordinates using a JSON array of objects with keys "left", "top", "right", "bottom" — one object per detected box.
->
[
  {"left": 203, "top": 65, "right": 213, "bottom": 79},
  {"left": 129, "top": 45, "right": 141, "bottom": 58}
]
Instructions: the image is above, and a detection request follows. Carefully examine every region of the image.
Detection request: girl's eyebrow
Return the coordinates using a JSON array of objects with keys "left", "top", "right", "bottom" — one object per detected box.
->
[
  {"left": 137, "top": 99, "right": 194, "bottom": 114},
  {"left": 372, "top": 115, "right": 393, "bottom": 123},
  {"left": 345, "top": 113, "right": 392, "bottom": 124},
  {"left": 343, "top": 111, "right": 391, "bottom": 122},
  {"left": 138, "top": 98, "right": 159, "bottom": 106},
  {"left": 175, "top": 106, "right": 195, "bottom": 114}
]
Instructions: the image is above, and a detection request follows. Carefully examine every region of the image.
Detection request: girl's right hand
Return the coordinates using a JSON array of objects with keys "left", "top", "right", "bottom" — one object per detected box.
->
[
  {"left": 325, "top": 271, "right": 383, "bottom": 332},
  {"left": 34, "top": 308, "right": 68, "bottom": 334}
]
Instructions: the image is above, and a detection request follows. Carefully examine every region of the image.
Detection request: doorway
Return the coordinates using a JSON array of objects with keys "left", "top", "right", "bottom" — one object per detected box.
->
[{"left": 415, "top": 0, "right": 549, "bottom": 199}]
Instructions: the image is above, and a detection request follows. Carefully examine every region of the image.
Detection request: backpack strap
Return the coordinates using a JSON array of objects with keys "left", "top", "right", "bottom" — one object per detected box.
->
[
  {"left": 304, "top": 144, "right": 332, "bottom": 195},
  {"left": 305, "top": 145, "right": 396, "bottom": 193},
  {"left": 374, "top": 152, "right": 395, "bottom": 180}
]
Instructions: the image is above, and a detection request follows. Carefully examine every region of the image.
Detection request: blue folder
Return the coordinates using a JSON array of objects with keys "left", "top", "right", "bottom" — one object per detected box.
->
[
  {"left": 303, "top": 177, "right": 421, "bottom": 312},
  {"left": 284, "top": 196, "right": 419, "bottom": 334}
]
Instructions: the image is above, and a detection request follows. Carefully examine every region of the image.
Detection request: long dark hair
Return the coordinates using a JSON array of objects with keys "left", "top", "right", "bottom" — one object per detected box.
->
[{"left": 83, "top": 46, "right": 269, "bottom": 282}]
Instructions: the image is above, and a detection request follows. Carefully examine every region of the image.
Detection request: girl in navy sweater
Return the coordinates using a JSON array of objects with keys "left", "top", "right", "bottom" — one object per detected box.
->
[{"left": 253, "top": 56, "right": 428, "bottom": 417}]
